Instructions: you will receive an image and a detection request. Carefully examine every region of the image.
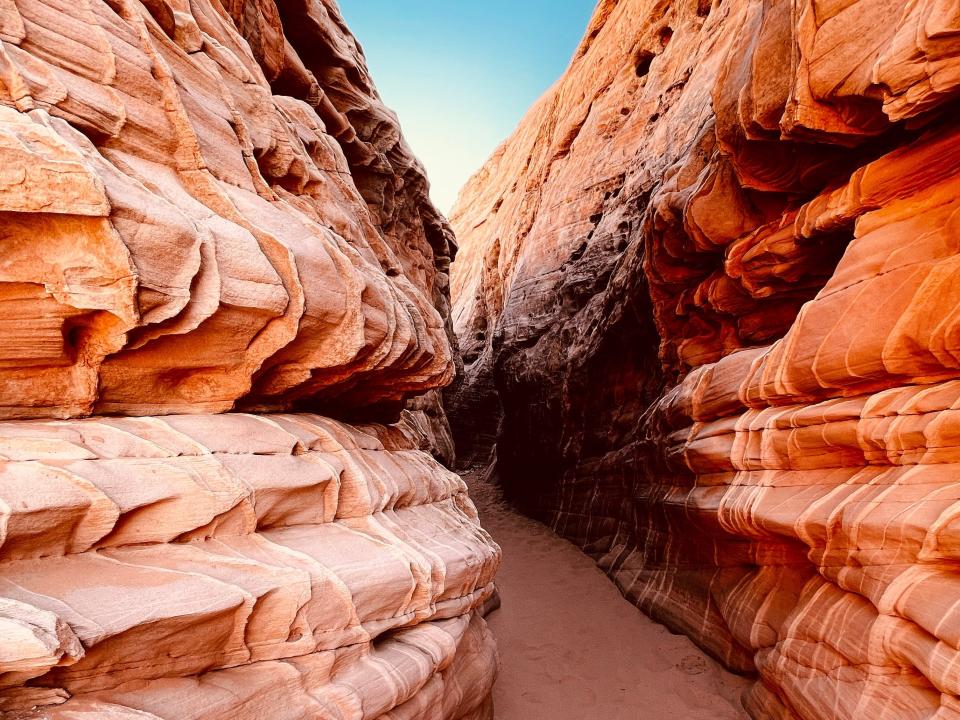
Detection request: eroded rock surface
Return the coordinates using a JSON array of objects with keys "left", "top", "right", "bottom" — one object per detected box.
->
[
  {"left": 0, "top": 414, "right": 499, "bottom": 717},
  {"left": 0, "top": 0, "right": 496, "bottom": 716},
  {"left": 0, "top": 0, "right": 457, "bottom": 420},
  {"left": 450, "top": 0, "right": 960, "bottom": 717}
]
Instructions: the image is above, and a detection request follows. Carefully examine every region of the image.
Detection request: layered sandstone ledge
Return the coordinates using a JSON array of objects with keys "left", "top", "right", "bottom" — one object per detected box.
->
[
  {"left": 0, "top": 0, "right": 496, "bottom": 716},
  {"left": 0, "top": 0, "right": 457, "bottom": 420},
  {"left": 450, "top": 0, "right": 960, "bottom": 717},
  {"left": 0, "top": 414, "right": 499, "bottom": 717}
]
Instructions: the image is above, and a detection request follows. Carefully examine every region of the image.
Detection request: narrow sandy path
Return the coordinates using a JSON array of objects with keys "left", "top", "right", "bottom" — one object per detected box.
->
[{"left": 467, "top": 472, "right": 751, "bottom": 720}]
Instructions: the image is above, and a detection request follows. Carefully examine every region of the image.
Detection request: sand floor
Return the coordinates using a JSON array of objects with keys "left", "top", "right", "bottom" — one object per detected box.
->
[{"left": 467, "top": 472, "right": 751, "bottom": 720}]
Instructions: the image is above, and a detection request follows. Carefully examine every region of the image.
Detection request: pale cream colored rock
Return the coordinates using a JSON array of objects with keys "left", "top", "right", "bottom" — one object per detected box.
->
[
  {"left": 0, "top": 598, "right": 82, "bottom": 685},
  {"left": 28, "top": 613, "right": 495, "bottom": 720},
  {"left": 0, "top": 414, "right": 499, "bottom": 715}
]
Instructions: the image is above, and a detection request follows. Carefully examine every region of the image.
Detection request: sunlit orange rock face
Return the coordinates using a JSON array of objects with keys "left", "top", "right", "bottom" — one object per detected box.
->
[
  {"left": 0, "top": 0, "right": 497, "bottom": 717},
  {"left": 0, "top": 0, "right": 457, "bottom": 420},
  {"left": 450, "top": 0, "right": 960, "bottom": 717}
]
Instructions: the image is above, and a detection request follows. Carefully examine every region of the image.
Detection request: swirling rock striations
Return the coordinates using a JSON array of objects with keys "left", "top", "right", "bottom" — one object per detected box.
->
[
  {"left": 0, "top": 0, "right": 457, "bottom": 420},
  {"left": 0, "top": 414, "right": 499, "bottom": 717},
  {"left": 449, "top": 0, "right": 960, "bottom": 717},
  {"left": 0, "top": 0, "right": 497, "bottom": 717}
]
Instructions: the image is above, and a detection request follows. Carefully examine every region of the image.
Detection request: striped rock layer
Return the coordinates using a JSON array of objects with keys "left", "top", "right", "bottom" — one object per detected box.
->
[
  {"left": 449, "top": 0, "right": 960, "bottom": 717},
  {"left": 0, "top": 413, "right": 499, "bottom": 718},
  {"left": 0, "top": 0, "right": 498, "bottom": 717},
  {"left": 0, "top": 0, "right": 457, "bottom": 420}
]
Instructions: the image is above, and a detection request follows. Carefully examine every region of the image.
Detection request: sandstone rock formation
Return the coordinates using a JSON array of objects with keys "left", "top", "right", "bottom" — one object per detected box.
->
[
  {"left": 0, "top": 0, "right": 497, "bottom": 716},
  {"left": 0, "top": 0, "right": 457, "bottom": 421},
  {"left": 450, "top": 0, "right": 960, "bottom": 717},
  {"left": 0, "top": 414, "right": 498, "bottom": 718}
]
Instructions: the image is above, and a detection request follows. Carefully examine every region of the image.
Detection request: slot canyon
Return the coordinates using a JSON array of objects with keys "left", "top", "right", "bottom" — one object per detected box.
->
[{"left": 0, "top": 0, "right": 959, "bottom": 718}]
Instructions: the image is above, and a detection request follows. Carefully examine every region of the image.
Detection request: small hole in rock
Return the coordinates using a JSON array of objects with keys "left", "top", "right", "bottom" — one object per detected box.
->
[
  {"left": 658, "top": 27, "right": 673, "bottom": 47},
  {"left": 634, "top": 51, "right": 655, "bottom": 78},
  {"left": 570, "top": 242, "right": 588, "bottom": 262},
  {"left": 64, "top": 324, "right": 85, "bottom": 352},
  {"left": 697, "top": 0, "right": 712, "bottom": 16}
]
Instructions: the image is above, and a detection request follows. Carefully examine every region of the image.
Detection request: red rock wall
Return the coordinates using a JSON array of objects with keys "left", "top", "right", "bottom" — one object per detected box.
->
[
  {"left": 0, "top": 0, "right": 456, "bottom": 420},
  {"left": 0, "top": 0, "right": 496, "bottom": 716},
  {"left": 449, "top": 0, "right": 960, "bottom": 717}
]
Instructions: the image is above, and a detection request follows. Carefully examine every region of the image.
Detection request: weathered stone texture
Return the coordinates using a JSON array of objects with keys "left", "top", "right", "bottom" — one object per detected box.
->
[
  {"left": 0, "top": 0, "right": 496, "bottom": 716},
  {"left": 450, "top": 0, "right": 960, "bottom": 717},
  {"left": 0, "top": 414, "right": 499, "bottom": 718},
  {"left": 0, "top": 0, "right": 457, "bottom": 421}
]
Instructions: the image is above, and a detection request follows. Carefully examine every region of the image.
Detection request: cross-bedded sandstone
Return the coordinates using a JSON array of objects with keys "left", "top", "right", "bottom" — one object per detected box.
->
[
  {"left": 450, "top": 1, "right": 960, "bottom": 717},
  {"left": 0, "top": 0, "right": 494, "bottom": 716}
]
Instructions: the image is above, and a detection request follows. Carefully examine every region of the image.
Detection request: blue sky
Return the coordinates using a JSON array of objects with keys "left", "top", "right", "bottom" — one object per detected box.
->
[{"left": 338, "top": 0, "right": 596, "bottom": 214}]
